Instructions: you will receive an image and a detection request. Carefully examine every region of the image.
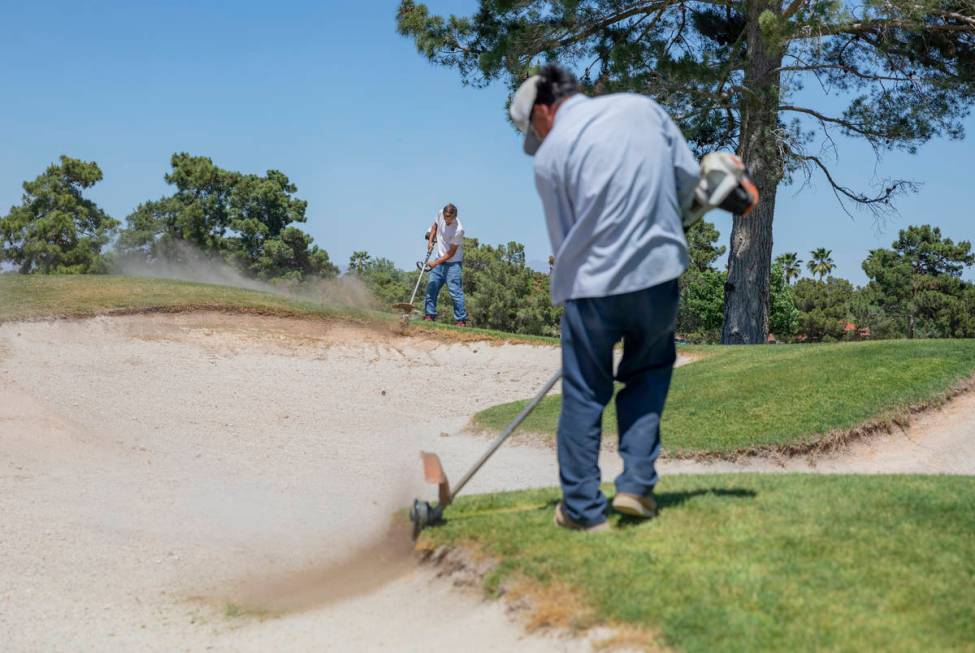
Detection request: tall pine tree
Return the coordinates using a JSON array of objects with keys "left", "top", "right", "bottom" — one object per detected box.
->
[{"left": 397, "top": 0, "right": 975, "bottom": 343}]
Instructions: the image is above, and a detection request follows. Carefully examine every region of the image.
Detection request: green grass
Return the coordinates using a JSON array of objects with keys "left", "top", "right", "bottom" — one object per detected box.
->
[
  {"left": 475, "top": 340, "right": 975, "bottom": 454},
  {"left": 417, "top": 319, "right": 559, "bottom": 345},
  {"left": 0, "top": 274, "right": 560, "bottom": 344},
  {"left": 424, "top": 474, "right": 975, "bottom": 652},
  {"left": 0, "top": 274, "right": 354, "bottom": 322}
]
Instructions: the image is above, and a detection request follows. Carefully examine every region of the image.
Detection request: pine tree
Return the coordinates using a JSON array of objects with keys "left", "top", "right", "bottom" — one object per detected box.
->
[
  {"left": 1, "top": 156, "right": 118, "bottom": 274},
  {"left": 397, "top": 0, "right": 975, "bottom": 343}
]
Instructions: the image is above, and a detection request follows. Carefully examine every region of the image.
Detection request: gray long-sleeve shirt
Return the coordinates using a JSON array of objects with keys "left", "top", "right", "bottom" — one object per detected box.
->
[{"left": 532, "top": 93, "right": 699, "bottom": 305}]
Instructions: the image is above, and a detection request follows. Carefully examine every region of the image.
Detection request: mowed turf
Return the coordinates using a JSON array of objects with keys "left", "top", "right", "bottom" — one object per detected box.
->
[
  {"left": 474, "top": 340, "right": 975, "bottom": 454},
  {"left": 0, "top": 274, "right": 560, "bottom": 344},
  {"left": 0, "top": 274, "right": 349, "bottom": 321},
  {"left": 422, "top": 474, "right": 975, "bottom": 653}
]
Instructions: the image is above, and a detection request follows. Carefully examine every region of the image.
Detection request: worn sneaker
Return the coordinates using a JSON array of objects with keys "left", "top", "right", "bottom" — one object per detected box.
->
[
  {"left": 611, "top": 492, "right": 657, "bottom": 519},
  {"left": 454, "top": 320, "right": 467, "bottom": 327},
  {"left": 422, "top": 315, "right": 435, "bottom": 322},
  {"left": 554, "top": 502, "right": 610, "bottom": 532}
]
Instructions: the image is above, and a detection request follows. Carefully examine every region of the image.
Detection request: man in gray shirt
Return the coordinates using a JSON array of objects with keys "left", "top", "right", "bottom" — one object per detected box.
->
[{"left": 510, "top": 64, "right": 699, "bottom": 531}]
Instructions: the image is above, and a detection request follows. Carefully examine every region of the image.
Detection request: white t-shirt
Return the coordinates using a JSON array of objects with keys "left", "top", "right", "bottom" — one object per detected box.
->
[{"left": 433, "top": 210, "right": 464, "bottom": 262}]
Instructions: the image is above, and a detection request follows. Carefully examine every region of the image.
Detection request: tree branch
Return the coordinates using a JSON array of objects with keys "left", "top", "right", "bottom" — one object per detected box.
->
[
  {"left": 551, "top": 1, "right": 676, "bottom": 50},
  {"left": 798, "top": 154, "right": 918, "bottom": 217},
  {"left": 583, "top": 7, "right": 667, "bottom": 81},
  {"left": 778, "top": 63, "right": 913, "bottom": 84},
  {"left": 935, "top": 10, "right": 975, "bottom": 30},
  {"left": 793, "top": 17, "right": 974, "bottom": 40},
  {"left": 780, "top": 105, "right": 888, "bottom": 139},
  {"left": 781, "top": 0, "right": 809, "bottom": 20}
]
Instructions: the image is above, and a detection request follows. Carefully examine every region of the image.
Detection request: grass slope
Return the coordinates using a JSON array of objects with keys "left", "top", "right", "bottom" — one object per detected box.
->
[
  {"left": 0, "top": 274, "right": 352, "bottom": 321},
  {"left": 475, "top": 340, "right": 975, "bottom": 455},
  {"left": 423, "top": 474, "right": 975, "bottom": 653},
  {"left": 0, "top": 275, "right": 560, "bottom": 344}
]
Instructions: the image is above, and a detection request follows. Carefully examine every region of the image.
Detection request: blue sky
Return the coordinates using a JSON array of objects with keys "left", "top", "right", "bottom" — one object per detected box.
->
[{"left": 1, "top": 0, "right": 973, "bottom": 283}]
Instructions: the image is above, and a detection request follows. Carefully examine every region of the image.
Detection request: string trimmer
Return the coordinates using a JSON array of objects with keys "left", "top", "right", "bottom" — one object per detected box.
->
[
  {"left": 408, "top": 150, "right": 762, "bottom": 538},
  {"left": 392, "top": 235, "right": 436, "bottom": 323},
  {"left": 409, "top": 369, "right": 562, "bottom": 539}
]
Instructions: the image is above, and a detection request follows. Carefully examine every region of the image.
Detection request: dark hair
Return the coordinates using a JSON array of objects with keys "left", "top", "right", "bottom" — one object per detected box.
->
[
  {"left": 443, "top": 203, "right": 458, "bottom": 217},
  {"left": 534, "top": 64, "right": 578, "bottom": 107}
]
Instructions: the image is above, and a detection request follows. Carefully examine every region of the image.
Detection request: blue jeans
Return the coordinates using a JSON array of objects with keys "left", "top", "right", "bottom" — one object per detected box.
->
[
  {"left": 424, "top": 261, "right": 468, "bottom": 322},
  {"left": 557, "top": 280, "right": 679, "bottom": 527}
]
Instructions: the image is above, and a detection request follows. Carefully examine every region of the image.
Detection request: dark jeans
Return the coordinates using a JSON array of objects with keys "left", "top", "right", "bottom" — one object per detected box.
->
[
  {"left": 424, "top": 261, "right": 468, "bottom": 322},
  {"left": 557, "top": 280, "right": 679, "bottom": 526}
]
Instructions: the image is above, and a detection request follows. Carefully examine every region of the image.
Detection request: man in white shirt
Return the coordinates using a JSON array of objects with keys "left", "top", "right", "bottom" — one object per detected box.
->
[{"left": 423, "top": 203, "right": 469, "bottom": 327}]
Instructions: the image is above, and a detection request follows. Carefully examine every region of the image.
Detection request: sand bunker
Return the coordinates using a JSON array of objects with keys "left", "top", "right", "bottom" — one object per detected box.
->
[
  {"left": 1, "top": 313, "right": 971, "bottom": 651},
  {"left": 0, "top": 313, "right": 579, "bottom": 651}
]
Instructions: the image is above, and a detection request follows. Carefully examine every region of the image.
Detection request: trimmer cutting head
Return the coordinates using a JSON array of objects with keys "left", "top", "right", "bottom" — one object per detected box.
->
[
  {"left": 409, "top": 499, "right": 444, "bottom": 539},
  {"left": 392, "top": 302, "right": 416, "bottom": 313},
  {"left": 405, "top": 370, "right": 564, "bottom": 542},
  {"left": 409, "top": 452, "right": 452, "bottom": 539}
]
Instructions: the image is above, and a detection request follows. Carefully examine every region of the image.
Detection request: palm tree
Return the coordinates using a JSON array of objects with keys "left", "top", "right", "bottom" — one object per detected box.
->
[
  {"left": 348, "top": 250, "right": 371, "bottom": 275},
  {"left": 778, "top": 252, "right": 802, "bottom": 284},
  {"left": 807, "top": 248, "right": 836, "bottom": 281}
]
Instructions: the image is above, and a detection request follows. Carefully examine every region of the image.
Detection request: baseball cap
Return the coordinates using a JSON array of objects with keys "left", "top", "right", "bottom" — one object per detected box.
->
[{"left": 509, "top": 75, "right": 542, "bottom": 155}]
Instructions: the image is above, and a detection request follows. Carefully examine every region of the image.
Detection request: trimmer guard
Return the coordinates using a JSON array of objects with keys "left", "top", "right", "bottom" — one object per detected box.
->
[{"left": 420, "top": 451, "right": 451, "bottom": 507}]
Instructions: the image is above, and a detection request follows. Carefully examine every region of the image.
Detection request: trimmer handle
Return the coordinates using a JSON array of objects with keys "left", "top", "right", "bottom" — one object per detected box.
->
[{"left": 417, "top": 246, "right": 435, "bottom": 269}]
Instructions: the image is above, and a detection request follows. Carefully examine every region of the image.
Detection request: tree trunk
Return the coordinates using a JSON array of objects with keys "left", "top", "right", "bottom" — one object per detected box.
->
[{"left": 721, "top": 0, "right": 785, "bottom": 345}]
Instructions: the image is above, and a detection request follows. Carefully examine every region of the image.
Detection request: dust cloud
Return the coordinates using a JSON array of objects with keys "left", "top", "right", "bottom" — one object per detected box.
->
[
  {"left": 213, "top": 477, "right": 423, "bottom": 615},
  {"left": 220, "top": 516, "right": 417, "bottom": 615},
  {"left": 114, "top": 242, "right": 378, "bottom": 312},
  {"left": 112, "top": 246, "right": 426, "bottom": 614}
]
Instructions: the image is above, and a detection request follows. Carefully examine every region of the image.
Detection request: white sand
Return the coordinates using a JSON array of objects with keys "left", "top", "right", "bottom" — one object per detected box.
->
[{"left": 0, "top": 314, "right": 580, "bottom": 652}]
